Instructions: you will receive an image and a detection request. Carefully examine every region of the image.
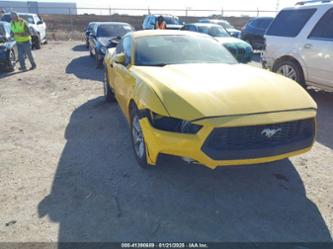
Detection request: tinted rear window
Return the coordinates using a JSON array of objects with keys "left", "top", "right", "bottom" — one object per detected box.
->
[
  {"left": 309, "top": 8, "right": 333, "bottom": 40},
  {"left": 267, "top": 9, "right": 316, "bottom": 37}
]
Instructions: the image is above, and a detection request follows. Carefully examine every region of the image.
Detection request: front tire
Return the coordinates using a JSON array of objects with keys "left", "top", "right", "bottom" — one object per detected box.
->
[
  {"left": 130, "top": 107, "right": 150, "bottom": 169},
  {"left": 96, "top": 52, "right": 103, "bottom": 68},
  {"left": 103, "top": 69, "right": 115, "bottom": 102},
  {"left": 273, "top": 59, "right": 305, "bottom": 87},
  {"left": 6, "top": 49, "right": 16, "bottom": 72}
]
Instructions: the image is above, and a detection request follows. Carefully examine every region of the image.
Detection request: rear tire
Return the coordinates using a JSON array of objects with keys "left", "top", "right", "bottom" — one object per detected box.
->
[
  {"left": 273, "top": 59, "right": 305, "bottom": 87},
  {"left": 34, "top": 36, "right": 41, "bottom": 49},
  {"left": 130, "top": 106, "right": 150, "bottom": 169}
]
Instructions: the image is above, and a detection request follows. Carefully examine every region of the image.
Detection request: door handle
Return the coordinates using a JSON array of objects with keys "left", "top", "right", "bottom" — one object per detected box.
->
[{"left": 304, "top": 43, "right": 312, "bottom": 49}]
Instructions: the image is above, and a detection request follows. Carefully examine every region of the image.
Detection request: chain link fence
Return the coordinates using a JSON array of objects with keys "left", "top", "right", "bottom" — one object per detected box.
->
[{"left": 0, "top": 6, "right": 278, "bottom": 40}]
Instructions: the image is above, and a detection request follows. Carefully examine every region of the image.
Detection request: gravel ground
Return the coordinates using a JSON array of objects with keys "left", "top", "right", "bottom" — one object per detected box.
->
[{"left": 0, "top": 41, "right": 332, "bottom": 242}]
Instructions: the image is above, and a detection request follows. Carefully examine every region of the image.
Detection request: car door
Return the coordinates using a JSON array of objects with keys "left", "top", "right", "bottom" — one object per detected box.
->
[
  {"left": 5, "top": 23, "right": 18, "bottom": 56},
  {"left": 111, "top": 35, "right": 135, "bottom": 116},
  {"left": 302, "top": 7, "right": 333, "bottom": 88},
  {"left": 148, "top": 16, "right": 156, "bottom": 29},
  {"left": 35, "top": 15, "right": 46, "bottom": 41}
]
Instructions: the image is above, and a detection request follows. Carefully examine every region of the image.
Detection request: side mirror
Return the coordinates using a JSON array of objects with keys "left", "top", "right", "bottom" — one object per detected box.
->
[{"left": 112, "top": 53, "right": 125, "bottom": 65}]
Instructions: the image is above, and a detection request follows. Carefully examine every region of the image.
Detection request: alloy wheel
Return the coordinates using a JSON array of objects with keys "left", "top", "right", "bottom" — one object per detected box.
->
[
  {"left": 132, "top": 115, "right": 145, "bottom": 159},
  {"left": 9, "top": 50, "right": 15, "bottom": 68},
  {"left": 277, "top": 64, "right": 297, "bottom": 81}
]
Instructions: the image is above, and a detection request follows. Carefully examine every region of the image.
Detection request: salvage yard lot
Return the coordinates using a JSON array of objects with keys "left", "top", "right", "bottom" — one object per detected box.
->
[{"left": 0, "top": 41, "right": 332, "bottom": 242}]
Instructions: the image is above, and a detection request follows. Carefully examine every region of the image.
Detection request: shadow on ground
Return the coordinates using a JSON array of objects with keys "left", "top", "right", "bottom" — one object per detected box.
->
[
  {"left": 310, "top": 90, "right": 333, "bottom": 150},
  {"left": 65, "top": 55, "right": 103, "bottom": 82},
  {"left": 0, "top": 69, "right": 26, "bottom": 80},
  {"left": 72, "top": 44, "right": 88, "bottom": 52},
  {"left": 38, "top": 97, "right": 332, "bottom": 242}
]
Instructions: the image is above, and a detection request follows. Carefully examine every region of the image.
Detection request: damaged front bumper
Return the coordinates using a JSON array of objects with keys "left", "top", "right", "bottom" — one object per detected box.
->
[{"left": 138, "top": 109, "right": 316, "bottom": 169}]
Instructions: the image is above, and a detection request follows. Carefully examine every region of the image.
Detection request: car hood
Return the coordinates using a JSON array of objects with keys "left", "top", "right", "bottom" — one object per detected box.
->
[
  {"left": 165, "top": 24, "right": 183, "bottom": 30},
  {"left": 131, "top": 63, "right": 317, "bottom": 121},
  {"left": 215, "top": 37, "right": 251, "bottom": 48},
  {"left": 226, "top": 28, "right": 241, "bottom": 34},
  {"left": 97, "top": 37, "right": 112, "bottom": 47}
]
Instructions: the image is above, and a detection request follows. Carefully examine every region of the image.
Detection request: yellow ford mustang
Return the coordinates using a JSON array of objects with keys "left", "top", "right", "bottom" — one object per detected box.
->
[{"left": 103, "top": 30, "right": 317, "bottom": 169}]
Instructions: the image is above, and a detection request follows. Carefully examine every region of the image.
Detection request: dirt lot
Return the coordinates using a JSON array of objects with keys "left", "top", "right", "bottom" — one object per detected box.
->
[{"left": 0, "top": 41, "right": 332, "bottom": 242}]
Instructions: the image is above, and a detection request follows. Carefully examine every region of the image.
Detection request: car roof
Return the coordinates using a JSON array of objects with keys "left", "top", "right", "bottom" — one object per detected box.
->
[
  {"left": 94, "top": 22, "right": 131, "bottom": 26},
  {"left": 207, "top": 19, "right": 229, "bottom": 23},
  {"left": 283, "top": 0, "right": 332, "bottom": 9},
  {"left": 131, "top": 30, "right": 209, "bottom": 39},
  {"left": 250, "top": 17, "right": 274, "bottom": 20},
  {"left": 148, "top": 14, "right": 178, "bottom": 18},
  {"left": 185, "top": 23, "right": 222, "bottom": 27}
]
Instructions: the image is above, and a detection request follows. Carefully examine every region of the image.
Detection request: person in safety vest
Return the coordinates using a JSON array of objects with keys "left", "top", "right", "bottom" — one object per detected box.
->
[
  {"left": 10, "top": 11, "right": 36, "bottom": 71},
  {"left": 155, "top": 16, "right": 166, "bottom": 30}
]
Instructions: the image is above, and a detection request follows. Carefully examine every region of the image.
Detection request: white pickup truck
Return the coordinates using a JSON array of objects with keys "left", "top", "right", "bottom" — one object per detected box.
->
[{"left": 1, "top": 12, "right": 47, "bottom": 49}]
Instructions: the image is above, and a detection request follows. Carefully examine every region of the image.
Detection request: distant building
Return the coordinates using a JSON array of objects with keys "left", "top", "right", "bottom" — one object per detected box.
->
[{"left": 0, "top": 1, "right": 77, "bottom": 15}]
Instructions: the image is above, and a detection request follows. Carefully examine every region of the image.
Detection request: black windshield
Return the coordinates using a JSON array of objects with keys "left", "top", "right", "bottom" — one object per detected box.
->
[
  {"left": 135, "top": 35, "right": 237, "bottom": 66},
  {"left": 97, "top": 24, "right": 133, "bottom": 37}
]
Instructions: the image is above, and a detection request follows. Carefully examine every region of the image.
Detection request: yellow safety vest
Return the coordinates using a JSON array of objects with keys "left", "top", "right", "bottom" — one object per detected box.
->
[{"left": 11, "top": 20, "right": 31, "bottom": 43}]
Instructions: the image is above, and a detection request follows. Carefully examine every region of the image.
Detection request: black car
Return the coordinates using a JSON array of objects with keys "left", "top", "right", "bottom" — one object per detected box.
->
[
  {"left": 88, "top": 22, "right": 134, "bottom": 67},
  {"left": 0, "top": 21, "right": 18, "bottom": 72},
  {"left": 241, "top": 17, "right": 274, "bottom": 50},
  {"left": 84, "top": 22, "right": 96, "bottom": 48}
]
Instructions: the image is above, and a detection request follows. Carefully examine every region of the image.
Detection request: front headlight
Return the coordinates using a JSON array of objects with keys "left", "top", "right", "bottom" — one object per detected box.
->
[
  {"left": 148, "top": 111, "right": 202, "bottom": 134},
  {"left": 100, "top": 46, "right": 107, "bottom": 55}
]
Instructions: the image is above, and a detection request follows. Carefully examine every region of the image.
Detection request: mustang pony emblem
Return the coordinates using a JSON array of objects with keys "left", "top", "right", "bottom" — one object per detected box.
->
[{"left": 261, "top": 128, "right": 282, "bottom": 138}]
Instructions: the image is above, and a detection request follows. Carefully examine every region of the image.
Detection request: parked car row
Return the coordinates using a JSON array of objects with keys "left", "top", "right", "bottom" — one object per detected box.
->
[{"left": 85, "top": 16, "right": 255, "bottom": 65}]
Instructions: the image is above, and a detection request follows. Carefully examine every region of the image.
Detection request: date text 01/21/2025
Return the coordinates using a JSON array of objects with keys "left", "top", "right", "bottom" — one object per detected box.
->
[{"left": 120, "top": 242, "right": 209, "bottom": 248}]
